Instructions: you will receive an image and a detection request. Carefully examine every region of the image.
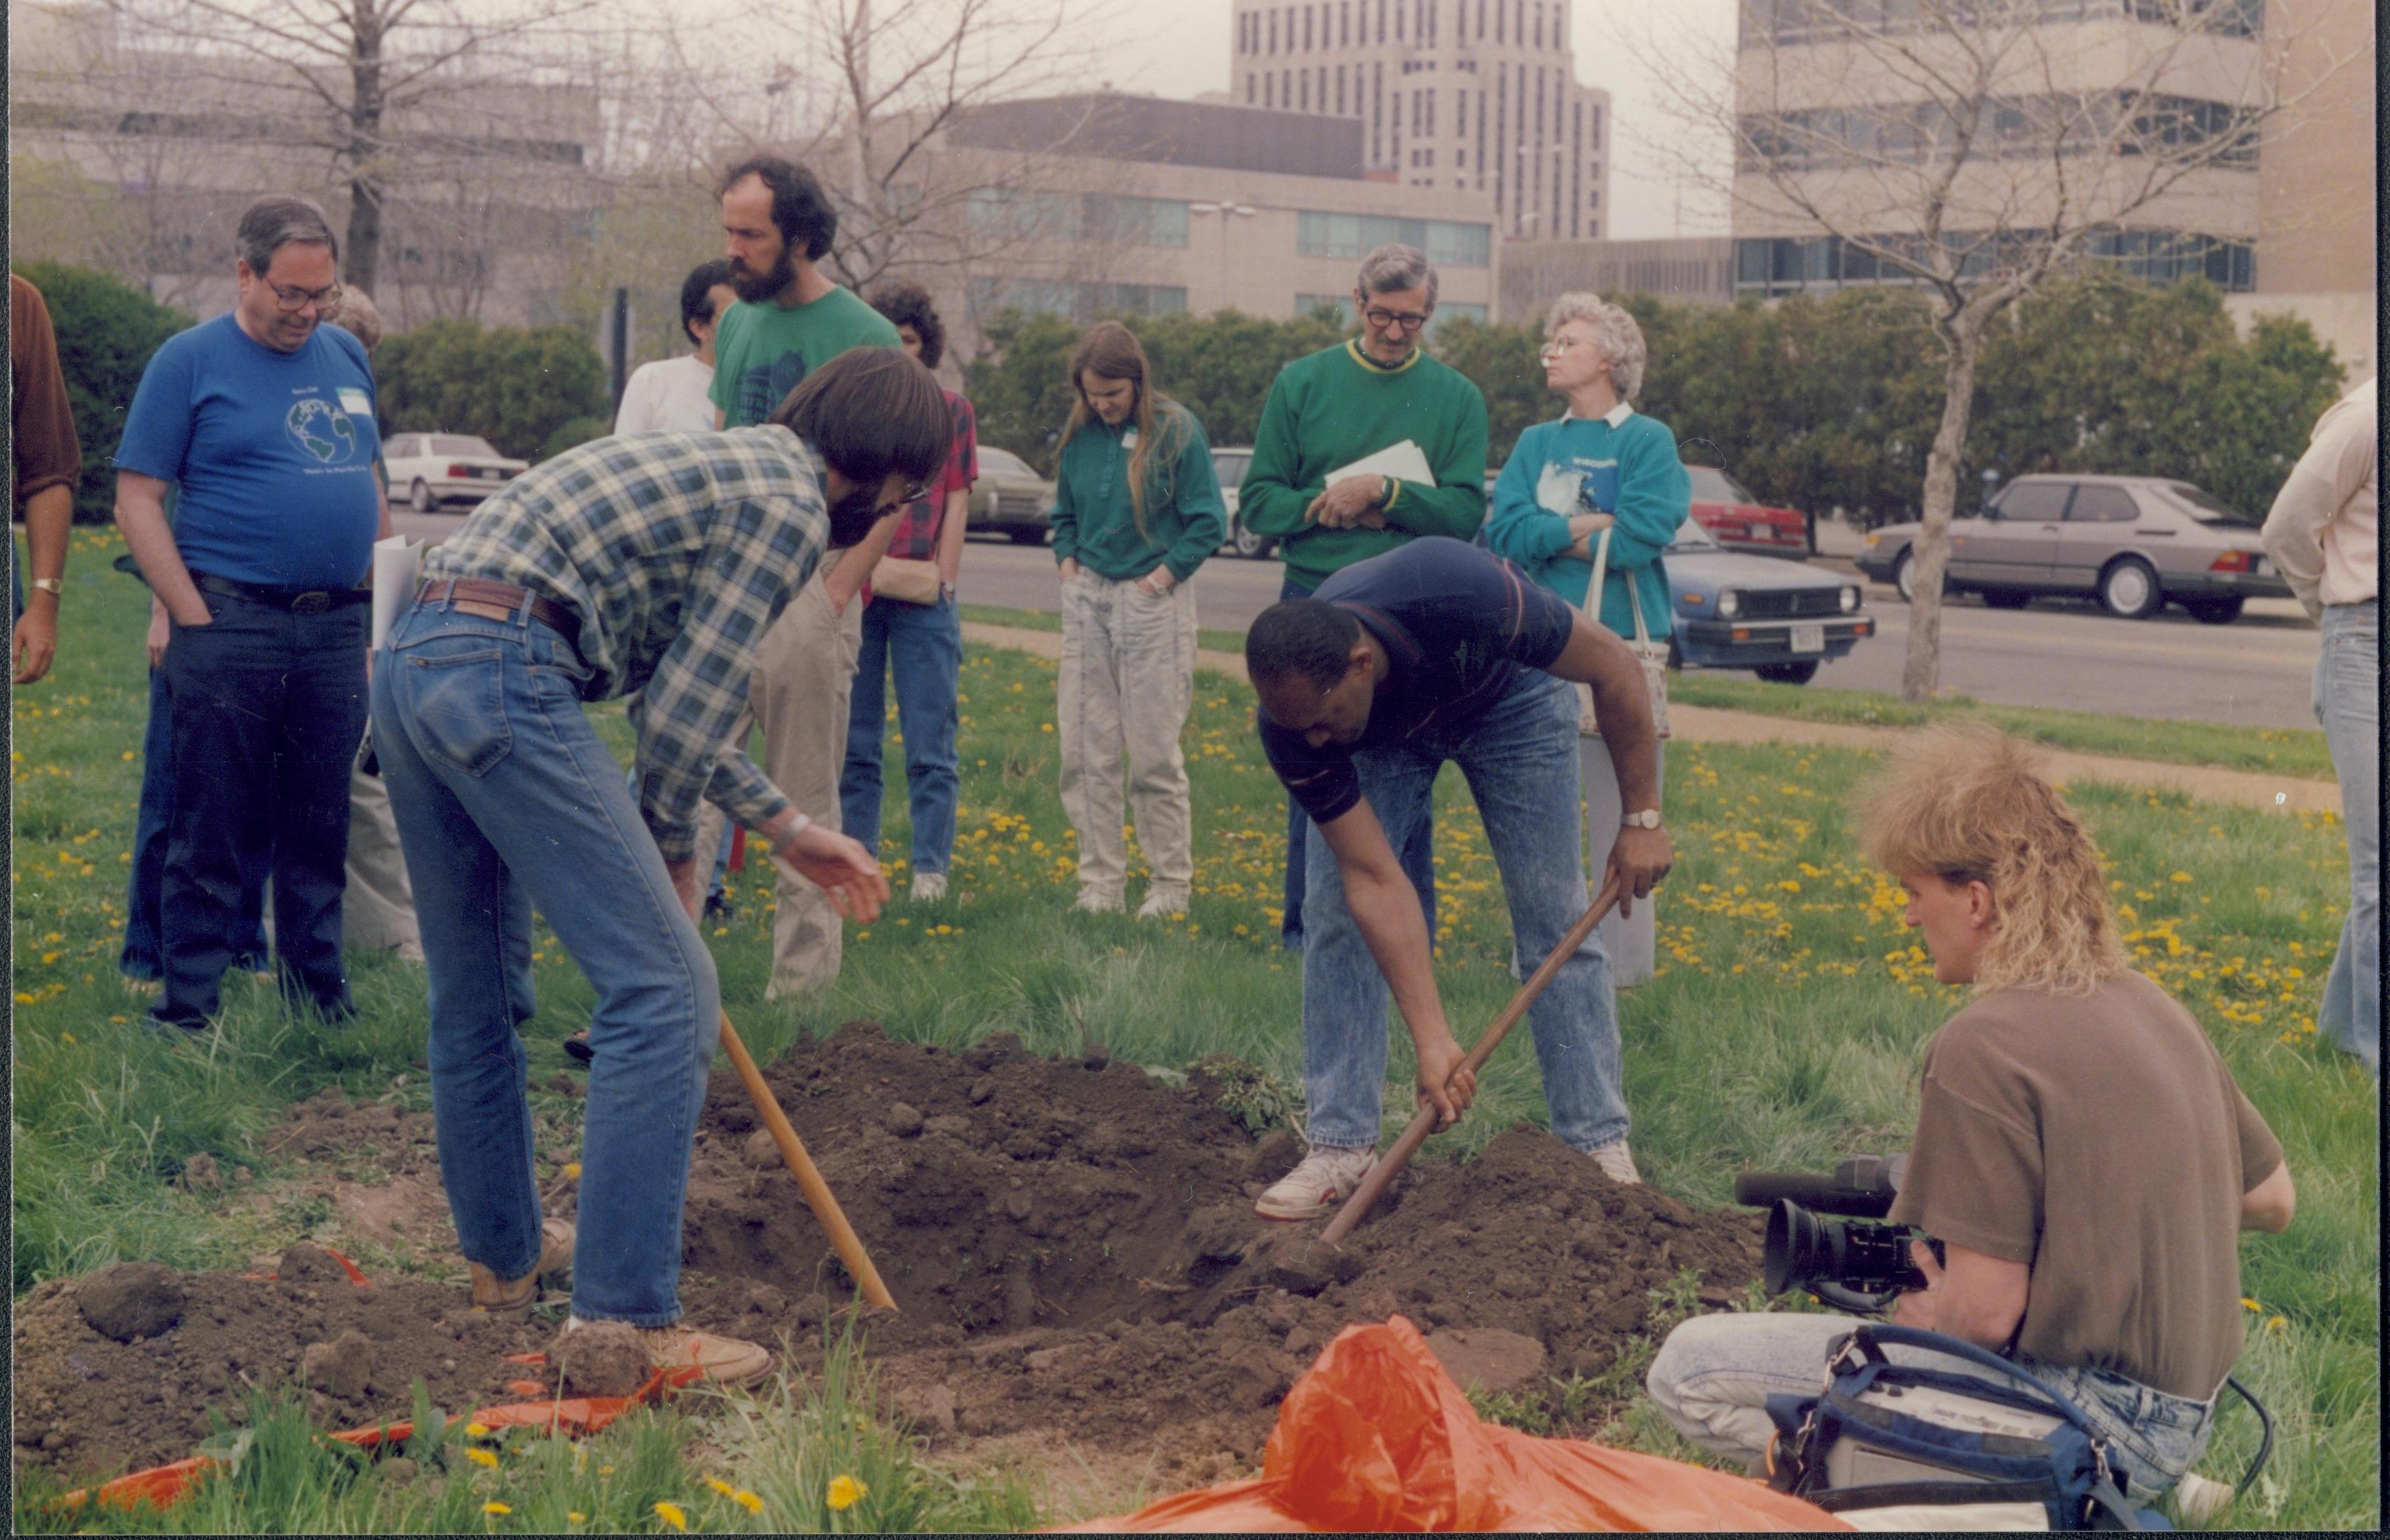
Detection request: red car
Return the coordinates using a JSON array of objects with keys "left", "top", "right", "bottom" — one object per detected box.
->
[{"left": 1686, "top": 465, "right": 1810, "bottom": 558}]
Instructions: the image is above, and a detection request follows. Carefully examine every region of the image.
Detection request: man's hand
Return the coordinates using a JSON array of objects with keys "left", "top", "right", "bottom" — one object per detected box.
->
[
  {"left": 1306, "top": 474, "right": 1387, "bottom": 529},
  {"left": 774, "top": 821, "right": 890, "bottom": 924},
  {"left": 1132, "top": 564, "right": 1175, "bottom": 598},
  {"left": 1892, "top": 1238, "right": 2028, "bottom": 1349},
  {"left": 665, "top": 856, "right": 702, "bottom": 922},
  {"left": 147, "top": 598, "right": 171, "bottom": 668},
  {"left": 13, "top": 608, "right": 58, "bottom": 685},
  {"left": 1413, "top": 1030, "right": 1478, "bottom": 1130},
  {"left": 1058, "top": 557, "right": 1082, "bottom": 582},
  {"left": 1888, "top": 1240, "right": 1942, "bottom": 1331},
  {"left": 1607, "top": 826, "right": 1673, "bottom": 918}
]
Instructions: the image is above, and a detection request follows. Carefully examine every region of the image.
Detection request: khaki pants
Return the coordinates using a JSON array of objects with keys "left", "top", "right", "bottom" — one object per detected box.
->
[
  {"left": 694, "top": 571, "right": 863, "bottom": 1000},
  {"left": 1057, "top": 572, "right": 1196, "bottom": 902}
]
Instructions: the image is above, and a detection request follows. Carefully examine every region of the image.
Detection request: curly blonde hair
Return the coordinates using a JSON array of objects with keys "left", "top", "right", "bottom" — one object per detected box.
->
[{"left": 1855, "top": 722, "right": 2129, "bottom": 995}]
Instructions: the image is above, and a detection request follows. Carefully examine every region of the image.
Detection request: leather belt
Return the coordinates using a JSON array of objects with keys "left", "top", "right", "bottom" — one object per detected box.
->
[
  {"left": 415, "top": 577, "right": 583, "bottom": 652},
  {"left": 194, "top": 572, "right": 371, "bottom": 614}
]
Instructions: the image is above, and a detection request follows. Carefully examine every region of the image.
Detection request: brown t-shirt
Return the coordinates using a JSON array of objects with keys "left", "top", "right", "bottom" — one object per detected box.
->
[
  {"left": 11, "top": 273, "right": 84, "bottom": 508},
  {"left": 1887, "top": 970, "right": 2283, "bottom": 1401}
]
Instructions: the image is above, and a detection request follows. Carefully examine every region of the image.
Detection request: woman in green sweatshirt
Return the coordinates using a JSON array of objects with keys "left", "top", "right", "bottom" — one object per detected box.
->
[{"left": 1049, "top": 321, "right": 1226, "bottom": 920}]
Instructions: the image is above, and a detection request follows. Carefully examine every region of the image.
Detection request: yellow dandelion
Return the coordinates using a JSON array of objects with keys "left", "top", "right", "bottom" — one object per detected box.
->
[
  {"left": 826, "top": 1474, "right": 868, "bottom": 1511},
  {"left": 734, "top": 1490, "right": 763, "bottom": 1514},
  {"left": 466, "top": 1447, "right": 500, "bottom": 1468},
  {"left": 483, "top": 1501, "right": 512, "bottom": 1515},
  {"left": 563, "top": 1162, "right": 582, "bottom": 1180},
  {"left": 569, "top": 1514, "right": 587, "bottom": 1525},
  {"left": 654, "top": 1500, "right": 688, "bottom": 1531},
  {"left": 466, "top": 1423, "right": 493, "bottom": 1437},
  {"left": 706, "top": 1478, "right": 736, "bottom": 1499}
]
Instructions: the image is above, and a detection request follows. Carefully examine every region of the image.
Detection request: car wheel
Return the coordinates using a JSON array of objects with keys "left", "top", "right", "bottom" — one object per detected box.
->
[
  {"left": 2098, "top": 557, "right": 2161, "bottom": 620},
  {"left": 1754, "top": 660, "right": 1820, "bottom": 686},
  {"left": 1230, "top": 517, "right": 1270, "bottom": 560},
  {"left": 1980, "top": 588, "right": 2031, "bottom": 610},
  {"left": 2184, "top": 596, "right": 2244, "bottom": 625},
  {"left": 1892, "top": 548, "right": 1916, "bottom": 604},
  {"left": 409, "top": 479, "right": 433, "bottom": 514},
  {"left": 1007, "top": 526, "right": 1047, "bottom": 546}
]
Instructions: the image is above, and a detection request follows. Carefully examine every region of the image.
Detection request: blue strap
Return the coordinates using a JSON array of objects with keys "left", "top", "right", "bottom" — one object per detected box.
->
[{"left": 1842, "top": 1323, "right": 2108, "bottom": 1445}]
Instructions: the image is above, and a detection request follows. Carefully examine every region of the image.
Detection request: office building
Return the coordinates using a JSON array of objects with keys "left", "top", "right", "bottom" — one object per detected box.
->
[{"left": 1502, "top": 237, "right": 1738, "bottom": 317}]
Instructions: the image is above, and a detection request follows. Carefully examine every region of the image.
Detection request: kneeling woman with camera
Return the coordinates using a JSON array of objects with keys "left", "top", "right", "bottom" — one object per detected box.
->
[{"left": 1646, "top": 724, "right": 2295, "bottom": 1505}]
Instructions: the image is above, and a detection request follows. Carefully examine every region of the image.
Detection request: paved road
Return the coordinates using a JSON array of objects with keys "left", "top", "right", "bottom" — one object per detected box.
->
[{"left": 954, "top": 536, "right": 2323, "bottom": 731}]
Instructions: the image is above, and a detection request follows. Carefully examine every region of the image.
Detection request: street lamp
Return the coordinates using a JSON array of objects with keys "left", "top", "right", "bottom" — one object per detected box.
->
[{"left": 1187, "top": 201, "right": 1258, "bottom": 315}]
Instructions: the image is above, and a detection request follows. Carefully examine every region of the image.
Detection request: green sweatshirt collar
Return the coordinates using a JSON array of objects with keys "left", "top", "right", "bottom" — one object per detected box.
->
[{"left": 1345, "top": 337, "right": 1424, "bottom": 376}]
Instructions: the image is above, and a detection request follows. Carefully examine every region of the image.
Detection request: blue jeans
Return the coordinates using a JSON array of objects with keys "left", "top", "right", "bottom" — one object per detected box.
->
[
  {"left": 840, "top": 594, "right": 962, "bottom": 874},
  {"left": 1300, "top": 668, "right": 1626, "bottom": 1152},
  {"left": 1278, "top": 572, "right": 1434, "bottom": 948},
  {"left": 123, "top": 665, "right": 269, "bottom": 980},
  {"left": 1646, "top": 1312, "right": 2215, "bottom": 1504},
  {"left": 152, "top": 590, "right": 365, "bottom": 1028},
  {"left": 2312, "top": 602, "right": 2377, "bottom": 1073},
  {"left": 373, "top": 602, "right": 718, "bottom": 1325}
]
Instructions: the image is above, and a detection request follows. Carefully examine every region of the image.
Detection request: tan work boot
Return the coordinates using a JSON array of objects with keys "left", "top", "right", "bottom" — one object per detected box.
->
[
  {"left": 634, "top": 1323, "right": 776, "bottom": 1386},
  {"left": 469, "top": 1217, "right": 575, "bottom": 1311}
]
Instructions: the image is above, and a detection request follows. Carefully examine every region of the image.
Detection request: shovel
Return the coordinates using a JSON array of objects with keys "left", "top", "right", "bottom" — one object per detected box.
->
[{"left": 1320, "top": 871, "right": 1625, "bottom": 1245}]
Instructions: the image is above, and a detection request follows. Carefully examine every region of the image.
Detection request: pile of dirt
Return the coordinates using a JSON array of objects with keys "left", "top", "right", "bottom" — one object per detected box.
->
[{"left": 15, "top": 1022, "right": 1763, "bottom": 1486}]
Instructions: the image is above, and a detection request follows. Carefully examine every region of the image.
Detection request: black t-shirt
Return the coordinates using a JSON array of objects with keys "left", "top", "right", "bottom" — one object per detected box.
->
[{"left": 1259, "top": 536, "right": 1576, "bottom": 824}]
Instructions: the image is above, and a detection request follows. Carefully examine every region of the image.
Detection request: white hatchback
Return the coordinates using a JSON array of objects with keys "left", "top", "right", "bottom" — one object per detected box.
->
[{"left": 383, "top": 432, "right": 529, "bottom": 513}]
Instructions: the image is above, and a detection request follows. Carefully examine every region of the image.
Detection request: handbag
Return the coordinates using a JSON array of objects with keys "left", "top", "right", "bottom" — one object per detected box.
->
[
  {"left": 1577, "top": 524, "right": 1671, "bottom": 739},
  {"left": 870, "top": 556, "right": 942, "bottom": 605}
]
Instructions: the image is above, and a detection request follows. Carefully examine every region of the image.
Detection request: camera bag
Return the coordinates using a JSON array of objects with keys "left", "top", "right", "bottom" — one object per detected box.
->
[{"left": 1762, "top": 1323, "right": 2157, "bottom": 1531}]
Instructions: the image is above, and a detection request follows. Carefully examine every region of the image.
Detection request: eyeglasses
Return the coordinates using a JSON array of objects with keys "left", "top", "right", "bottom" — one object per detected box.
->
[
  {"left": 1539, "top": 337, "right": 1599, "bottom": 359},
  {"left": 1363, "top": 306, "right": 1431, "bottom": 333},
  {"left": 267, "top": 280, "right": 343, "bottom": 315}
]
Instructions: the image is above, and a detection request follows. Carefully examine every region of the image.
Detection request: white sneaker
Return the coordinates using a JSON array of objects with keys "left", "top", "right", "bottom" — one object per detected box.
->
[
  {"left": 1588, "top": 1140, "right": 1641, "bottom": 1185},
  {"left": 1073, "top": 886, "right": 1123, "bottom": 914},
  {"left": 2172, "top": 1473, "right": 2234, "bottom": 1524},
  {"left": 911, "top": 872, "right": 947, "bottom": 902},
  {"left": 1134, "top": 885, "right": 1189, "bottom": 920},
  {"left": 1254, "top": 1145, "right": 1378, "bottom": 1221}
]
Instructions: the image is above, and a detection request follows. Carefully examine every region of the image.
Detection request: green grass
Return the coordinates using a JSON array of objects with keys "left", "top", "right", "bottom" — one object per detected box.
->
[
  {"left": 963, "top": 598, "right": 2335, "bottom": 780},
  {"left": 14, "top": 528, "right": 2377, "bottom": 1531}
]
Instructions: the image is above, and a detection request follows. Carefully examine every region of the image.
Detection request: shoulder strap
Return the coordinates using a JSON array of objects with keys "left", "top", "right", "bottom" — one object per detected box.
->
[{"left": 1586, "top": 524, "right": 1612, "bottom": 621}]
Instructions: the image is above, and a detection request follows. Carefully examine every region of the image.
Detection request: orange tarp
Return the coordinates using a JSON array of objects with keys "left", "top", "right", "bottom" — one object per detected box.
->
[{"left": 1057, "top": 1317, "right": 1849, "bottom": 1533}]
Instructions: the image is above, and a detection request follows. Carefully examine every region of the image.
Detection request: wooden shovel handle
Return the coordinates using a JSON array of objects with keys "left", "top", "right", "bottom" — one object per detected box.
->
[
  {"left": 1320, "top": 872, "right": 1625, "bottom": 1246},
  {"left": 717, "top": 1011, "right": 899, "bottom": 1312}
]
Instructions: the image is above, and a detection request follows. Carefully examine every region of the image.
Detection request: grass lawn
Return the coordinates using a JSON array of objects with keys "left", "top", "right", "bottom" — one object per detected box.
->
[{"left": 13, "top": 528, "right": 2377, "bottom": 1531}]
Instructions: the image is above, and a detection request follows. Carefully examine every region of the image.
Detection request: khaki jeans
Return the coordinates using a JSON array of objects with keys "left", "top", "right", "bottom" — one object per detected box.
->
[
  {"left": 1056, "top": 572, "right": 1196, "bottom": 901},
  {"left": 694, "top": 571, "right": 864, "bottom": 999}
]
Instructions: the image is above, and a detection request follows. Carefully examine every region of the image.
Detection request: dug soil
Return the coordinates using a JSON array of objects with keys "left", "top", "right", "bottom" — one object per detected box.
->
[{"left": 14, "top": 1022, "right": 1762, "bottom": 1487}]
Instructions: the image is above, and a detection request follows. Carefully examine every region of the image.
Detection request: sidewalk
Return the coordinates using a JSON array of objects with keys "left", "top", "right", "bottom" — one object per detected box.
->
[{"left": 960, "top": 622, "right": 2341, "bottom": 816}]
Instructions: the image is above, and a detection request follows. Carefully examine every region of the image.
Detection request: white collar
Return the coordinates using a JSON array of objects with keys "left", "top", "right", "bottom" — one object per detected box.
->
[{"left": 1563, "top": 402, "right": 1635, "bottom": 428}]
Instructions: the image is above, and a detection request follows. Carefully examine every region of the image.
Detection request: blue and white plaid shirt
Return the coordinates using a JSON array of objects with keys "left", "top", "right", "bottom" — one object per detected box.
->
[{"left": 422, "top": 427, "right": 830, "bottom": 861}]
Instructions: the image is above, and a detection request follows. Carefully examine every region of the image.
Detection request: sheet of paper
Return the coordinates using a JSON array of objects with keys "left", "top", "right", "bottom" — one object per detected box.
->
[
  {"left": 1324, "top": 438, "right": 1434, "bottom": 487},
  {"left": 371, "top": 534, "right": 423, "bottom": 650}
]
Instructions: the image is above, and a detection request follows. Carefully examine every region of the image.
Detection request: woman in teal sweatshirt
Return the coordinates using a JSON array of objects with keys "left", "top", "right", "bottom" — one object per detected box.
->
[
  {"left": 1488, "top": 293, "right": 1689, "bottom": 988},
  {"left": 1049, "top": 321, "right": 1225, "bottom": 920}
]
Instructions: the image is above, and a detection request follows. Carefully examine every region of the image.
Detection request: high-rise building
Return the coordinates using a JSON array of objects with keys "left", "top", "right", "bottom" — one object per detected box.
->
[{"left": 1230, "top": 1, "right": 1612, "bottom": 241}]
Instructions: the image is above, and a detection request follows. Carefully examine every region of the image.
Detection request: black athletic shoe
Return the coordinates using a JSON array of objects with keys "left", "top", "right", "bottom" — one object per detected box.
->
[{"left": 564, "top": 1029, "right": 593, "bottom": 1065}]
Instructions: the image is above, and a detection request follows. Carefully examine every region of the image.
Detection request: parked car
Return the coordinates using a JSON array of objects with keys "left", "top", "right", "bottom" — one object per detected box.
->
[
  {"left": 1211, "top": 446, "right": 1274, "bottom": 558},
  {"left": 1667, "top": 516, "right": 1873, "bottom": 685},
  {"left": 382, "top": 432, "right": 527, "bottom": 513},
  {"left": 1853, "top": 473, "right": 2289, "bottom": 622},
  {"left": 966, "top": 446, "right": 1058, "bottom": 544},
  {"left": 1685, "top": 464, "right": 1810, "bottom": 558}
]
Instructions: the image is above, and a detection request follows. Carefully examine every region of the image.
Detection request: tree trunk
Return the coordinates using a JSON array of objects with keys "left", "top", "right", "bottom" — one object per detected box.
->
[
  {"left": 1898, "top": 315, "right": 1985, "bottom": 704},
  {"left": 343, "top": 0, "right": 387, "bottom": 296}
]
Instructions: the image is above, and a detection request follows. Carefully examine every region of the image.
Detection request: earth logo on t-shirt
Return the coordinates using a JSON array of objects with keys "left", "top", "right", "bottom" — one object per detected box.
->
[
  {"left": 285, "top": 396, "right": 362, "bottom": 465},
  {"left": 735, "top": 349, "right": 811, "bottom": 426}
]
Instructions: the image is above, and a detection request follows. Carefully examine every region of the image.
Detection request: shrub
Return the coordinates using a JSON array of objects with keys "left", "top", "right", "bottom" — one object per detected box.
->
[
  {"left": 11, "top": 261, "right": 193, "bottom": 522},
  {"left": 374, "top": 319, "right": 610, "bottom": 462}
]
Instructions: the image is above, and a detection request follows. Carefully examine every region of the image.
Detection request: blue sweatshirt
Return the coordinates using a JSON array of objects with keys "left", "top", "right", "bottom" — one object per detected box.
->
[{"left": 1486, "top": 404, "right": 1688, "bottom": 640}]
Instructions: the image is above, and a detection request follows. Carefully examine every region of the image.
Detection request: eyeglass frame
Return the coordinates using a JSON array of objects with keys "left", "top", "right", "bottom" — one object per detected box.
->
[
  {"left": 1362, "top": 305, "right": 1433, "bottom": 333},
  {"left": 265, "top": 279, "right": 344, "bottom": 315}
]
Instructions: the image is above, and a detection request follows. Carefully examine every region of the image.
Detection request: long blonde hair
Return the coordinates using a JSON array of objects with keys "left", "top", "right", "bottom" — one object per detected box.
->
[
  {"left": 1058, "top": 321, "right": 1188, "bottom": 539},
  {"left": 1856, "top": 723, "right": 2129, "bottom": 996}
]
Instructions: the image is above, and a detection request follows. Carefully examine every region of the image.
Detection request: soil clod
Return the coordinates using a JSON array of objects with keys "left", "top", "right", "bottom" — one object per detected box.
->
[
  {"left": 1426, "top": 1327, "right": 1548, "bottom": 1394},
  {"left": 885, "top": 1102, "right": 925, "bottom": 1138},
  {"left": 277, "top": 1243, "right": 350, "bottom": 1287},
  {"left": 552, "top": 1321, "right": 650, "bottom": 1398},
  {"left": 301, "top": 1329, "right": 375, "bottom": 1399},
  {"left": 180, "top": 1153, "right": 223, "bottom": 1193},
  {"left": 77, "top": 1263, "right": 184, "bottom": 1343}
]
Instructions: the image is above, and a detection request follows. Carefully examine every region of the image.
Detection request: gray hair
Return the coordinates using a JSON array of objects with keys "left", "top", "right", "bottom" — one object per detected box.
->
[
  {"left": 1356, "top": 243, "right": 1438, "bottom": 307},
  {"left": 324, "top": 286, "right": 383, "bottom": 351},
  {"left": 236, "top": 195, "right": 339, "bottom": 277},
  {"left": 1544, "top": 292, "right": 1646, "bottom": 400}
]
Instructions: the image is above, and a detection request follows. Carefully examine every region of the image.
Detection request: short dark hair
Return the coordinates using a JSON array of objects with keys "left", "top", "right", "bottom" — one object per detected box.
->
[
  {"left": 718, "top": 156, "right": 836, "bottom": 262},
  {"left": 868, "top": 281, "right": 945, "bottom": 370},
  {"left": 237, "top": 195, "right": 338, "bottom": 275},
  {"left": 768, "top": 347, "right": 950, "bottom": 489},
  {"left": 1246, "top": 600, "right": 1362, "bottom": 692},
  {"left": 679, "top": 259, "right": 736, "bottom": 344}
]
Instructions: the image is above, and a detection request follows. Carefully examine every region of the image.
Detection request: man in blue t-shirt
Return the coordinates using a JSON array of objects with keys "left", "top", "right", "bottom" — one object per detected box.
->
[
  {"left": 1243, "top": 536, "right": 1672, "bottom": 1220},
  {"left": 113, "top": 195, "right": 389, "bottom": 1032}
]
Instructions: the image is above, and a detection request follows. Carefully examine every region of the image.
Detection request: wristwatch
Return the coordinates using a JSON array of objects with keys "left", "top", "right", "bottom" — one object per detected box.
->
[
  {"left": 31, "top": 578, "right": 62, "bottom": 597},
  {"left": 1622, "top": 808, "right": 1663, "bottom": 830},
  {"left": 939, "top": 580, "right": 956, "bottom": 601}
]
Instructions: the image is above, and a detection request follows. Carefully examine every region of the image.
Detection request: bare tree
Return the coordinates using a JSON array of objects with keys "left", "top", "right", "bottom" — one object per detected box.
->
[{"left": 1630, "top": 0, "right": 2356, "bottom": 700}]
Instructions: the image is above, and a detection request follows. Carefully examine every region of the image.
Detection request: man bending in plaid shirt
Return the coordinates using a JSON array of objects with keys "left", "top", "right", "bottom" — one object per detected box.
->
[{"left": 371, "top": 348, "right": 950, "bottom": 1383}]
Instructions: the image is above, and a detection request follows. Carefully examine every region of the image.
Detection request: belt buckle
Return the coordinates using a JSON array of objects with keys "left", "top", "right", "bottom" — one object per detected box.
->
[{"left": 293, "top": 591, "right": 331, "bottom": 615}]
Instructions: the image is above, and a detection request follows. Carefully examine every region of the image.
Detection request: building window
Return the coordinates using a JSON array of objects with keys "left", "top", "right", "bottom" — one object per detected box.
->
[
  {"left": 1431, "top": 301, "right": 1488, "bottom": 331},
  {"left": 1265, "top": 74, "right": 1274, "bottom": 107},
  {"left": 1247, "top": 73, "right": 1256, "bottom": 103},
  {"left": 1341, "top": 0, "right": 1351, "bottom": 45},
  {"left": 1300, "top": 70, "right": 1310, "bottom": 109},
  {"left": 1730, "top": 229, "right": 2257, "bottom": 295},
  {"left": 970, "top": 279, "right": 1188, "bottom": 323},
  {"left": 967, "top": 189, "right": 1190, "bottom": 249},
  {"left": 1296, "top": 209, "right": 1494, "bottom": 265},
  {"left": 1296, "top": 292, "right": 1357, "bottom": 326}
]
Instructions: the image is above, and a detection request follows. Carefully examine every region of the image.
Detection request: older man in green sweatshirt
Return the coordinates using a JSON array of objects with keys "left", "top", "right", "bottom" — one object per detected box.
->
[{"left": 1238, "top": 243, "right": 1490, "bottom": 950}]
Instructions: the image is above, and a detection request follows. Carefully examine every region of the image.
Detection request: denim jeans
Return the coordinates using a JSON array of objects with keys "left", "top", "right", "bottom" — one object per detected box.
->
[
  {"left": 1645, "top": 1312, "right": 2215, "bottom": 1505},
  {"left": 840, "top": 594, "right": 962, "bottom": 875},
  {"left": 1300, "top": 668, "right": 1627, "bottom": 1152},
  {"left": 151, "top": 590, "right": 365, "bottom": 1028},
  {"left": 1278, "top": 572, "right": 1434, "bottom": 947},
  {"left": 123, "top": 664, "right": 269, "bottom": 980},
  {"left": 374, "top": 602, "right": 720, "bottom": 1325},
  {"left": 2311, "top": 602, "right": 2377, "bottom": 1074}
]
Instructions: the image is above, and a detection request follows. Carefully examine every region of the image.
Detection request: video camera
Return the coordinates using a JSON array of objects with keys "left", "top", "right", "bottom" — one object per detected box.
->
[{"left": 1734, "top": 1154, "right": 1943, "bottom": 1315}]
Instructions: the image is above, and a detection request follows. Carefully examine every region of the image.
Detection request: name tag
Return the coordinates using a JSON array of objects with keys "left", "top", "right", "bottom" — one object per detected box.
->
[
  {"left": 337, "top": 388, "right": 373, "bottom": 418},
  {"left": 1120, "top": 428, "right": 1139, "bottom": 450}
]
